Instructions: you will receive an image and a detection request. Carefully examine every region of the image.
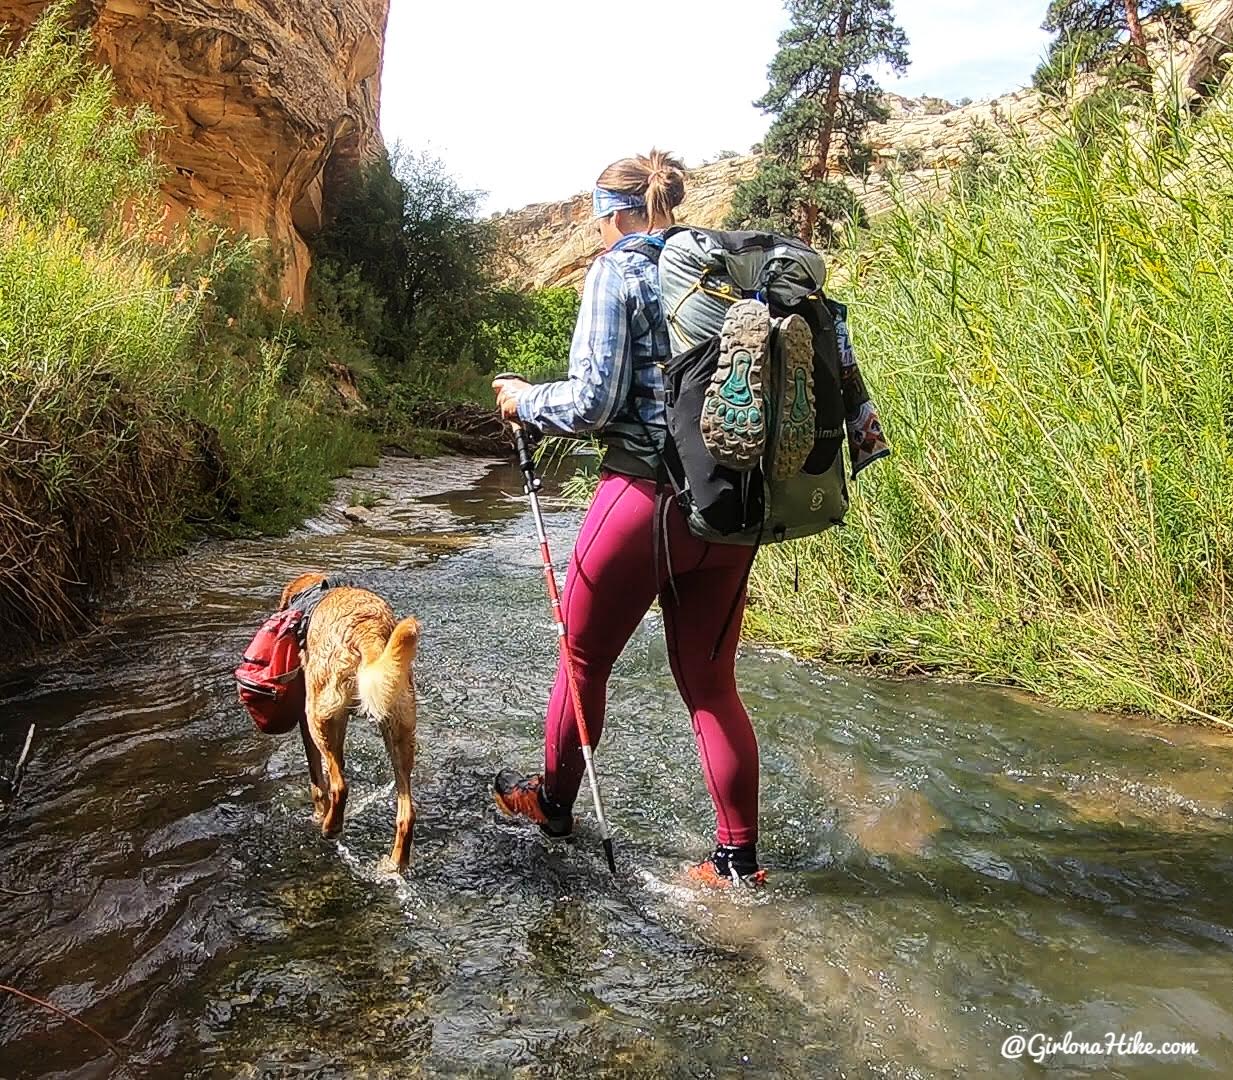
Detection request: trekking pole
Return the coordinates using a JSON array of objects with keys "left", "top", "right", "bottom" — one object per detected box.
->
[{"left": 496, "top": 383, "right": 617, "bottom": 874}]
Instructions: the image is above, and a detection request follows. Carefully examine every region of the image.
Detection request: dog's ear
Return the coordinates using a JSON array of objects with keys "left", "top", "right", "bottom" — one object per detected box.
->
[{"left": 280, "top": 572, "right": 327, "bottom": 610}]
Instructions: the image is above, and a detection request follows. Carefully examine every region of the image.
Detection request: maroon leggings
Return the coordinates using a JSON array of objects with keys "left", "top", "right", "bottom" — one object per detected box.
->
[{"left": 543, "top": 470, "right": 760, "bottom": 846}]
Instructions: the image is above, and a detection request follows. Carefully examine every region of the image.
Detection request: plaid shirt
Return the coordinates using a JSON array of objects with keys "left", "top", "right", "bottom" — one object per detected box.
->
[{"left": 516, "top": 235, "right": 669, "bottom": 436}]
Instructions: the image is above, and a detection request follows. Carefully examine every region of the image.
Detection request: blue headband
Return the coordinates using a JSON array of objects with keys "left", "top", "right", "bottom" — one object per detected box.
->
[{"left": 592, "top": 187, "right": 647, "bottom": 218}]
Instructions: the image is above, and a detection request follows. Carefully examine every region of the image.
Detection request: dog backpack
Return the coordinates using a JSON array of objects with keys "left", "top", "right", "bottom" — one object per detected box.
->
[{"left": 234, "top": 609, "right": 307, "bottom": 735}]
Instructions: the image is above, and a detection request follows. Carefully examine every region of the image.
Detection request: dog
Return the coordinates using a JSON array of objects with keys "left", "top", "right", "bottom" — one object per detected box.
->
[{"left": 278, "top": 572, "right": 420, "bottom": 869}]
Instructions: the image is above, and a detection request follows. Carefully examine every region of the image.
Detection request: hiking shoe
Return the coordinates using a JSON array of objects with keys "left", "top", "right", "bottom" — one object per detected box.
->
[
  {"left": 769, "top": 313, "right": 816, "bottom": 483},
  {"left": 492, "top": 770, "right": 574, "bottom": 838},
  {"left": 685, "top": 844, "right": 768, "bottom": 889},
  {"left": 701, "top": 299, "right": 770, "bottom": 470}
]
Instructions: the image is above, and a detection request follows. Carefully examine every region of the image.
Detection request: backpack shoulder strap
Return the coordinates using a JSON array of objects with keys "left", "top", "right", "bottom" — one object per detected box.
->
[{"left": 611, "top": 233, "right": 665, "bottom": 264}]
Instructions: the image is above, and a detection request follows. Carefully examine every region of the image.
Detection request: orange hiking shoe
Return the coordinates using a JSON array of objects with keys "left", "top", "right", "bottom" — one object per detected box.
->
[
  {"left": 686, "top": 844, "right": 768, "bottom": 889},
  {"left": 492, "top": 770, "right": 574, "bottom": 838}
]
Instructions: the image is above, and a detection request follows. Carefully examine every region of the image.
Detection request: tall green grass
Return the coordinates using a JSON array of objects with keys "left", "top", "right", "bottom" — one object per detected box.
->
[
  {"left": 748, "top": 87, "right": 1233, "bottom": 722},
  {"left": 0, "top": 5, "right": 373, "bottom": 645}
]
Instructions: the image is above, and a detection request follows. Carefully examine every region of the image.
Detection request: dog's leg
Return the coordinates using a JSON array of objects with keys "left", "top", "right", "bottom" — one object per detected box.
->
[
  {"left": 307, "top": 678, "right": 351, "bottom": 838},
  {"left": 380, "top": 710, "right": 416, "bottom": 869},
  {"left": 316, "top": 712, "right": 349, "bottom": 838},
  {"left": 298, "top": 716, "right": 327, "bottom": 821}
]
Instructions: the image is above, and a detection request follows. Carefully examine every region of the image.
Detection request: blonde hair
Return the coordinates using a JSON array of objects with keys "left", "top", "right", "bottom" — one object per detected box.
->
[{"left": 596, "top": 149, "right": 686, "bottom": 230}]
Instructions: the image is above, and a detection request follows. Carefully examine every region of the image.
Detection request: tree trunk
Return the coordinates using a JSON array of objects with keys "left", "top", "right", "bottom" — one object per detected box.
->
[
  {"left": 803, "top": 4, "right": 849, "bottom": 243},
  {"left": 813, "top": 6, "right": 848, "bottom": 182},
  {"left": 801, "top": 202, "right": 818, "bottom": 246},
  {"left": 1123, "top": 0, "right": 1150, "bottom": 74}
]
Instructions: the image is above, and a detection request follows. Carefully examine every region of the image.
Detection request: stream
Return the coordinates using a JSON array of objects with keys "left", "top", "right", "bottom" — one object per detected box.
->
[{"left": 2, "top": 455, "right": 1232, "bottom": 1078}]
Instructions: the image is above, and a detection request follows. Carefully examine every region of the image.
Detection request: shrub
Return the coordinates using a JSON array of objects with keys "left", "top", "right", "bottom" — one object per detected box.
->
[
  {"left": 895, "top": 145, "right": 925, "bottom": 170},
  {"left": 842, "top": 140, "right": 876, "bottom": 178},
  {"left": 481, "top": 287, "right": 580, "bottom": 382},
  {"left": 726, "top": 164, "right": 866, "bottom": 247},
  {"left": 310, "top": 148, "right": 522, "bottom": 384},
  {"left": 0, "top": 5, "right": 161, "bottom": 233}
]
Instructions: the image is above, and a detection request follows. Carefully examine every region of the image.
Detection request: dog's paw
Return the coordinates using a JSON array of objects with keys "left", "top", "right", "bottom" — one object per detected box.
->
[{"left": 378, "top": 852, "right": 411, "bottom": 876}]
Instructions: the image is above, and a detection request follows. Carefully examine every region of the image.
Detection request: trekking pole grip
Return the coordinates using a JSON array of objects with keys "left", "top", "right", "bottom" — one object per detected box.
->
[
  {"left": 508, "top": 422, "right": 540, "bottom": 490},
  {"left": 494, "top": 371, "right": 540, "bottom": 492}
]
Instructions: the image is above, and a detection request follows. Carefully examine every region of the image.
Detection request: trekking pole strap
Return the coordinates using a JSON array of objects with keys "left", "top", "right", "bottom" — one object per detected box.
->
[{"left": 495, "top": 373, "right": 541, "bottom": 492}]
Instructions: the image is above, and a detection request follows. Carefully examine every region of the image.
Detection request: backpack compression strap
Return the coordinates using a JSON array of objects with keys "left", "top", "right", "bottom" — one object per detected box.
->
[{"left": 285, "top": 578, "right": 333, "bottom": 650}]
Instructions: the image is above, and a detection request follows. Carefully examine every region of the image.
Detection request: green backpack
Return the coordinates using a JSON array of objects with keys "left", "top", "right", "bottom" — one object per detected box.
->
[{"left": 651, "top": 226, "right": 884, "bottom": 546}]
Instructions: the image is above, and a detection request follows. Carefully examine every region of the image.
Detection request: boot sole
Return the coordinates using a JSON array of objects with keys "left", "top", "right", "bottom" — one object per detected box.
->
[
  {"left": 701, "top": 299, "right": 769, "bottom": 470},
  {"left": 770, "top": 314, "right": 815, "bottom": 483}
]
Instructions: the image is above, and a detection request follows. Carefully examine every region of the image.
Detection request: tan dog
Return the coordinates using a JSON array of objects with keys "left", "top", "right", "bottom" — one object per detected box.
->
[{"left": 279, "top": 572, "right": 420, "bottom": 869}]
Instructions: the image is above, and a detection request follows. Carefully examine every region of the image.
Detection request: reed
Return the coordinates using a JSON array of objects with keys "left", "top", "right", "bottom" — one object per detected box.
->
[{"left": 748, "top": 84, "right": 1233, "bottom": 721}]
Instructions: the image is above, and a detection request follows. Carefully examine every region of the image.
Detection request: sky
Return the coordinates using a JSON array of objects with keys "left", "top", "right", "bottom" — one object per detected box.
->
[{"left": 379, "top": 0, "right": 1052, "bottom": 215}]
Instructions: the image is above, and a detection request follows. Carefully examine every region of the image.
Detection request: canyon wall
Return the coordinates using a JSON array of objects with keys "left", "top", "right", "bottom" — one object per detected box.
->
[{"left": 0, "top": 0, "right": 391, "bottom": 307}]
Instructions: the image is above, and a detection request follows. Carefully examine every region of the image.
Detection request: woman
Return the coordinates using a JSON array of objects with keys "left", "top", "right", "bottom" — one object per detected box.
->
[{"left": 491, "top": 150, "right": 766, "bottom": 888}]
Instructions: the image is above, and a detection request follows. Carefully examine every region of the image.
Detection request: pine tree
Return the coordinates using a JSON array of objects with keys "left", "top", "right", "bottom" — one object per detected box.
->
[
  {"left": 1033, "top": 1, "right": 1192, "bottom": 94},
  {"left": 727, "top": 0, "right": 908, "bottom": 245}
]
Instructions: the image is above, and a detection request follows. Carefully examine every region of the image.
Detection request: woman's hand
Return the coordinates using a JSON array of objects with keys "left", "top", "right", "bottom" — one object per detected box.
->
[{"left": 492, "top": 377, "right": 531, "bottom": 421}]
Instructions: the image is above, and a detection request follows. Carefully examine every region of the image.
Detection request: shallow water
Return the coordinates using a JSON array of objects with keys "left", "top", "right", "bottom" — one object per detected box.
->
[{"left": 2, "top": 455, "right": 1233, "bottom": 1078}]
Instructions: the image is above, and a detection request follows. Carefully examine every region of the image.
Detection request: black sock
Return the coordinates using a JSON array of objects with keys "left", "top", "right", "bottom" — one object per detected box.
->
[
  {"left": 711, "top": 843, "right": 759, "bottom": 878},
  {"left": 536, "top": 786, "right": 570, "bottom": 821}
]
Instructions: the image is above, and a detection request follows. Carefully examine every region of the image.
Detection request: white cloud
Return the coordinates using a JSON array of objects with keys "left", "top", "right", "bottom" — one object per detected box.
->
[{"left": 379, "top": 0, "right": 1052, "bottom": 213}]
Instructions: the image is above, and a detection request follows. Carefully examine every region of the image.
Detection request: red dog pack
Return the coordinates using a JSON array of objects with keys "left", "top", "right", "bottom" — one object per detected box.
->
[{"left": 235, "top": 609, "right": 306, "bottom": 735}]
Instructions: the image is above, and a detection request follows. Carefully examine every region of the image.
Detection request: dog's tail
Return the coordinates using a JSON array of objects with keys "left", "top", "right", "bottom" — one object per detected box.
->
[{"left": 356, "top": 616, "right": 420, "bottom": 717}]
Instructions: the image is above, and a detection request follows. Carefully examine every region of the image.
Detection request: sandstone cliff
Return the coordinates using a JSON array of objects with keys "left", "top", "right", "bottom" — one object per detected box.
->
[
  {"left": 0, "top": 0, "right": 390, "bottom": 307},
  {"left": 498, "top": 0, "right": 1233, "bottom": 292}
]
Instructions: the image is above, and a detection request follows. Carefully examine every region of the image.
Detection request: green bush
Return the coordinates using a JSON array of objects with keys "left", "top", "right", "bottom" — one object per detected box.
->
[
  {"left": 842, "top": 139, "right": 876, "bottom": 178},
  {"left": 480, "top": 286, "right": 579, "bottom": 381},
  {"left": 0, "top": 5, "right": 160, "bottom": 232},
  {"left": 727, "top": 162, "right": 866, "bottom": 247},
  {"left": 309, "top": 148, "right": 524, "bottom": 385},
  {"left": 747, "top": 85, "right": 1233, "bottom": 721},
  {"left": 182, "top": 327, "right": 375, "bottom": 532},
  {"left": 894, "top": 145, "right": 925, "bottom": 170}
]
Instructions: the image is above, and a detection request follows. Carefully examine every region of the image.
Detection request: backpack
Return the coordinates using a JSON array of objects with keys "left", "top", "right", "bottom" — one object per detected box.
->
[
  {"left": 650, "top": 226, "right": 864, "bottom": 545},
  {"left": 234, "top": 609, "right": 307, "bottom": 735}
]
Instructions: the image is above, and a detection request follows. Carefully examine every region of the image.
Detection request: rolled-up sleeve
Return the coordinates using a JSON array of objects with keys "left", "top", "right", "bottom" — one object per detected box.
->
[{"left": 516, "top": 257, "right": 631, "bottom": 436}]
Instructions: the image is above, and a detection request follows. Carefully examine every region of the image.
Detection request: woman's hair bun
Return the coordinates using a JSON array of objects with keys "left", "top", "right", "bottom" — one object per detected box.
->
[{"left": 597, "top": 149, "right": 687, "bottom": 227}]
